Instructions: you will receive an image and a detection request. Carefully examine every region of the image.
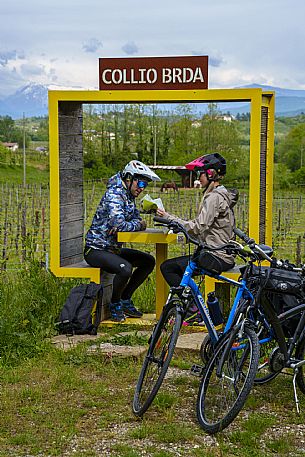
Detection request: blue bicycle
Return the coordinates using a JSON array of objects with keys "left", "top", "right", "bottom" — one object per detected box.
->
[{"left": 133, "top": 217, "right": 265, "bottom": 433}]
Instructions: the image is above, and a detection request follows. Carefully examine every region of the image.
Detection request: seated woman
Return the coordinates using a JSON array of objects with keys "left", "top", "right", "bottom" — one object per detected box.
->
[
  {"left": 156, "top": 153, "right": 238, "bottom": 288},
  {"left": 84, "top": 160, "right": 160, "bottom": 322}
]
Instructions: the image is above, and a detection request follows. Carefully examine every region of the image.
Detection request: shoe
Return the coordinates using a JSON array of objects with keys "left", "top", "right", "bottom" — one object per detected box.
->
[
  {"left": 121, "top": 299, "right": 143, "bottom": 318},
  {"left": 109, "top": 301, "right": 126, "bottom": 322}
]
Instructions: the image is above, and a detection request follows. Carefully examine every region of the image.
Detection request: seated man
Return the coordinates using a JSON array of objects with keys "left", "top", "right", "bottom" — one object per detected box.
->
[{"left": 84, "top": 160, "right": 160, "bottom": 322}]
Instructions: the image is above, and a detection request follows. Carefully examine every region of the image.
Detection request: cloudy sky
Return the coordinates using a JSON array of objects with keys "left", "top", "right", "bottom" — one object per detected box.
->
[{"left": 1, "top": 0, "right": 305, "bottom": 98}]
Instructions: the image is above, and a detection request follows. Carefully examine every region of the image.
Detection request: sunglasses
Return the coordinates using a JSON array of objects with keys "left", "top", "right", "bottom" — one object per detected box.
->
[{"left": 136, "top": 180, "right": 149, "bottom": 189}]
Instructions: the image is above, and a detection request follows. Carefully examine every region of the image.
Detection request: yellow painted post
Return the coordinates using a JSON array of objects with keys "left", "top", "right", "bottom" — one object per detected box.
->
[
  {"left": 155, "top": 243, "right": 169, "bottom": 318},
  {"left": 117, "top": 230, "right": 177, "bottom": 318},
  {"left": 48, "top": 88, "right": 275, "bottom": 319},
  {"left": 48, "top": 92, "right": 60, "bottom": 275},
  {"left": 248, "top": 92, "right": 262, "bottom": 241},
  {"left": 204, "top": 276, "right": 216, "bottom": 300},
  {"left": 263, "top": 93, "right": 275, "bottom": 246}
]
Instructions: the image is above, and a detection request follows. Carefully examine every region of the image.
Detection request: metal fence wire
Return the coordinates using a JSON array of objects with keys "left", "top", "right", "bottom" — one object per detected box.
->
[{"left": 0, "top": 181, "right": 305, "bottom": 270}]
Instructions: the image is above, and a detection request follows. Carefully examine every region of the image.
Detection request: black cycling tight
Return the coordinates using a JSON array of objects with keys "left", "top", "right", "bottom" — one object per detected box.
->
[{"left": 84, "top": 247, "right": 155, "bottom": 302}]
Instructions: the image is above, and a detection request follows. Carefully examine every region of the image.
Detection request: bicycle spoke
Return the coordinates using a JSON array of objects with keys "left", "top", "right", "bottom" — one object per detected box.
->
[{"left": 197, "top": 325, "right": 259, "bottom": 434}]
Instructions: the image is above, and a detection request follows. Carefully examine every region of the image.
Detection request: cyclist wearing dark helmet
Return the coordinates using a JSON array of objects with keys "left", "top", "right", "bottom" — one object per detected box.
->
[
  {"left": 84, "top": 160, "right": 160, "bottom": 322},
  {"left": 157, "top": 153, "right": 238, "bottom": 289}
]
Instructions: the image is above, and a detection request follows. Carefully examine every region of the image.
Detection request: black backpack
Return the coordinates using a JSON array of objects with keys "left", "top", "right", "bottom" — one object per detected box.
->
[{"left": 56, "top": 282, "right": 103, "bottom": 336}]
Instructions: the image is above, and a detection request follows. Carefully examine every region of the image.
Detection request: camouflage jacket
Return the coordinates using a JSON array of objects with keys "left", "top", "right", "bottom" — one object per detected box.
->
[{"left": 85, "top": 173, "right": 143, "bottom": 252}]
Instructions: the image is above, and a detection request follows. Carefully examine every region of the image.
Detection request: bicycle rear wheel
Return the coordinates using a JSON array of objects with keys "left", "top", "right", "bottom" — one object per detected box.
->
[
  {"left": 296, "top": 335, "right": 305, "bottom": 394},
  {"left": 254, "top": 329, "right": 279, "bottom": 385},
  {"left": 197, "top": 324, "right": 259, "bottom": 434},
  {"left": 132, "top": 301, "right": 182, "bottom": 416}
]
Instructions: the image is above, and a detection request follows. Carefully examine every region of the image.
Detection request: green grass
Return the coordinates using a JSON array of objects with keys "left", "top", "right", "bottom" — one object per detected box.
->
[
  {"left": 0, "top": 340, "right": 304, "bottom": 456},
  {"left": 0, "top": 162, "right": 49, "bottom": 184}
]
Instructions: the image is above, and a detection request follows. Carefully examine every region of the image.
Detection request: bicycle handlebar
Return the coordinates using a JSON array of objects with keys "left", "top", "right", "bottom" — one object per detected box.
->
[
  {"left": 233, "top": 227, "right": 255, "bottom": 246},
  {"left": 153, "top": 217, "right": 246, "bottom": 255},
  {"left": 234, "top": 227, "right": 305, "bottom": 273},
  {"left": 153, "top": 216, "right": 200, "bottom": 246},
  {"left": 153, "top": 216, "right": 172, "bottom": 225},
  {"left": 153, "top": 218, "right": 304, "bottom": 270}
]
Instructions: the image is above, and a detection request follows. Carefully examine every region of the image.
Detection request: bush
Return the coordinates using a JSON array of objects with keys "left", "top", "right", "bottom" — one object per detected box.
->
[{"left": 0, "top": 261, "right": 80, "bottom": 366}]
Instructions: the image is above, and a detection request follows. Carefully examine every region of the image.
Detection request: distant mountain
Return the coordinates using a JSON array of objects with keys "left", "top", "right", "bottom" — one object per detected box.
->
[
  {"left": 0, "top": 83, "right": 48, "bottom": 118},
  {"left": 1, "top": 82, "right": 305, "bottom": 119},
  {"left": 0, "top": 82, "right": 89, "bottom": 119},
  {"left": 218, "top": 84, "right": 305, "bottom": 116}
]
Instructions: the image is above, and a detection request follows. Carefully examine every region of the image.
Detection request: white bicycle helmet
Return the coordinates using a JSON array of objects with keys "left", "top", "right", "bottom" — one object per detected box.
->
[{"left": 122, "top": 160, "right": 161, "bottom": 182}]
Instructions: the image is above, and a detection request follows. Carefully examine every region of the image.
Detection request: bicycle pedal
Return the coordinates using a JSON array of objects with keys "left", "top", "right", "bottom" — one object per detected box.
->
[{"left": 190, "top": 364, "right": 204, "bottom": 377}]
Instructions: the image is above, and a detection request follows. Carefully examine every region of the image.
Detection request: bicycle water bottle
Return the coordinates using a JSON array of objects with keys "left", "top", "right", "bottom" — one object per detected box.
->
[{"left": 206, "top": 292, "right": 224, "bottom": 326}]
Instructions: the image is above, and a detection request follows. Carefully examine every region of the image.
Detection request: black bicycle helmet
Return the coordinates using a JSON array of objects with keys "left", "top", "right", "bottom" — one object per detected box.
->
[{"left": 185, "top": 153, "right": 226, "bottom": 176}]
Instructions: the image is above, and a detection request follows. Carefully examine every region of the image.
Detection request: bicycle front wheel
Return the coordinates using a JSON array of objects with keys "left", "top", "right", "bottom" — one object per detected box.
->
[
  {"left": 132, "top": 301, "right": 182, "bottom": 416},
  {"left": 197, "top": 325, "right": 259, "bottom": 434}
]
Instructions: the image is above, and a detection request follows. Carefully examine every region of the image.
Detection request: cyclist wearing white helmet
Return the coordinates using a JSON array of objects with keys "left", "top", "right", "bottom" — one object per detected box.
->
[
  {"left": 85, "top": 160, "right": 160, "bottom": 322},
  {"left": 157, "top": 153, "right": 238, "bottom": 294}
]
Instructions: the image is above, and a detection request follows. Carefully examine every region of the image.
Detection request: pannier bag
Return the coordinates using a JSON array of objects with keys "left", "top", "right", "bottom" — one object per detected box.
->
[
  {"left": 267, "top": 292, "right": 300, "bottom": 338},
  {"left": 56, "top": 282, "right": 103, "bottom": 336},
  {"left": 248, "top": 265, "right": 304, "bottom": 337},
  {"left": 264, "top": 268, "right": 305, "bottom": 298}
]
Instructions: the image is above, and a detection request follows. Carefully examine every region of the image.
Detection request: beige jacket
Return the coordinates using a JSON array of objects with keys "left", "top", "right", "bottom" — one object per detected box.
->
[{"left": 168, "top": 186, "right": 236, "bottom": 265}]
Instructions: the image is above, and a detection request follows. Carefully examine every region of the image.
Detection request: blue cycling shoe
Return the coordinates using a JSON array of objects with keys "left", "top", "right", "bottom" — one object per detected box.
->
[
  {"left": 109, "top": 301, "right": 126, "bottom": 322},
  {"left": 121, "top": 299, "right": 143, "bottom": 318}
]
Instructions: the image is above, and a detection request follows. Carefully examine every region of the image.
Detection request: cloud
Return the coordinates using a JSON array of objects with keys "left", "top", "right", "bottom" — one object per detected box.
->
[
  {"left": 192, "top": 50, "right": 224, "bottom": 68},
  {"left": 0, "top": 49, "right": 25, "bottom": 66},
  {"left": 20, "top": 63, "right": 46, "bottom": 76},
  {"left": 121, "top": 41, "right": 139, "bottom": 55},
  {"left": 82, "top": 38, "right": 103, "bottom": 53},
  {"left": 209, "top": 56, "right": 225, "bottom": 68}
]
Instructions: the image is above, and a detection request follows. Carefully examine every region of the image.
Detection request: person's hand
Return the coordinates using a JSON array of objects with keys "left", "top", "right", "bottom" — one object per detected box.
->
[
  {"left": 139, "top": 220, "right": 147, "bottom": 230},
  {"left": 156, "top": 208, "right": 170, "bottom": 218}
]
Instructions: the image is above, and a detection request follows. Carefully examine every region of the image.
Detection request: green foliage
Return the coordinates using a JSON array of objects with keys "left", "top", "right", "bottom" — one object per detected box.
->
[
  {"left": 83, "top": 149, "right": 115, "bottom": 180},
  {"left": 0, "top": 262, "right": 79, "bottom": 365},
  {"left": 0, "top": 115, "right": 30, "bottom": 148},
  {"left": 0, "top": 115, "right": 15, "bottom": 141},
  {"left": 292, "top": 165, "right": 305, "bottom": 183},
  {"left": 278, "top": 122, "right": 305, "bottom": 171},
  {"left": 31, "top": 117, "right": 49, "bottom": 141},
  {"left": 82, "top": 103, "right": 246, "bottom": 184},
  {"left": 273, "top": 162, "right": 293, "bottom": 189}
]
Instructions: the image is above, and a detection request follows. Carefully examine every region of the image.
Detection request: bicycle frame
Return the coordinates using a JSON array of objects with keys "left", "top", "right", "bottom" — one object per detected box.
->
[
  {"left": 178, "top": 259, "right": 254, "bottom": 345},
  {"left": 261, "top": 294, "right": 305, "bottom": 360}
]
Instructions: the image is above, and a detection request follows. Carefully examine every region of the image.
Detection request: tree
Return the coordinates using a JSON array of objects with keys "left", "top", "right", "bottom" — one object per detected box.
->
[
  {"left": 278, "top": 123, "right": 305, "bottom": 171},
  {"left": 0, "top": 115, "right": 30, "bottom": 148},
  {"left": 0, "top": 116, "right": 15, "bottom": 142}
]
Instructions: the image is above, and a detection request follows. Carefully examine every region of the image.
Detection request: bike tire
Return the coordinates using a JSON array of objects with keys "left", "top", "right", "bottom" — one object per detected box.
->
[
  {"left": 132, "top": 301, "right": 182, "bottom": 416},
  {"left": 196, "top": 325, "right": 259, "bottom": 434},
  {"left": 254, "top": 330, "right": 279, "bottom": 385},
  {"left": 296, "top": 335, "right": 305, "bottom": 394}
]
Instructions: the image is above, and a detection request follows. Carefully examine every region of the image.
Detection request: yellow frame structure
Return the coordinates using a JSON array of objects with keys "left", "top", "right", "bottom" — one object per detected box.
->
[{"left": 49, "top": 88, "right": 274, "bottom": 289}]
